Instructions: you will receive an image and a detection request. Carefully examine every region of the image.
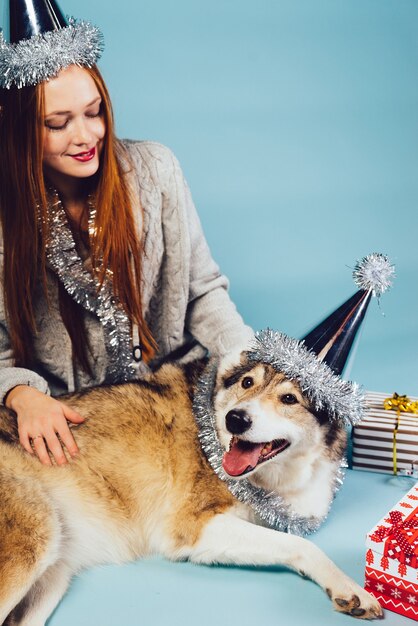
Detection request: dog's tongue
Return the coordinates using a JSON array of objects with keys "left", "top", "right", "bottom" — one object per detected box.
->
[{"left": 222, "top": 440, "right": 264, "bottom": 477}]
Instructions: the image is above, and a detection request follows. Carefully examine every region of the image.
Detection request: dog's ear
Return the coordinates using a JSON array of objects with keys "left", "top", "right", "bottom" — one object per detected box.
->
[
  {"left": 312, "top": 406, "right": 331, "bottom": 425},
  {"left": 217, "top": 332, "right": 255, "bottom": 373},
  {"left": 181, "top": 357, "right": 209, "bottom": 388},
  {"left": 312, "top": 407, "right": 346, "bottom": 451},
  {"left": 216, "top": 335, "right": 255, "bottom": 388}
]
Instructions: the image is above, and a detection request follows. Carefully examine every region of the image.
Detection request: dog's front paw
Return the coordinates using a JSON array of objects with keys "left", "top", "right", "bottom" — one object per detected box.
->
[{"left": 327, "top": 586, "right": 383, "bottom": 620}]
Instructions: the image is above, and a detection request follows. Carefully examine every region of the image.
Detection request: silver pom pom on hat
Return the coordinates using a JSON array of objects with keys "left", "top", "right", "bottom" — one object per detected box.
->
[
  {"left": 0, "top": 0, "right": 104, "bottom": 89},
  {"left": 301, "top": 252, "right": 394, "bottom": 376}
]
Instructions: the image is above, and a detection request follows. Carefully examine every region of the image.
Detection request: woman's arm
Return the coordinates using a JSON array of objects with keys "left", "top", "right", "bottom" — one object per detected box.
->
[
  {"left": 183, "top": 177, "right": 254, "bottom": 355},
  {"left": 0, "top": 321, "right": 51, "bottom": 399},
  {"left": 121, "top": 139, "right": 254, "bottom": 358}
]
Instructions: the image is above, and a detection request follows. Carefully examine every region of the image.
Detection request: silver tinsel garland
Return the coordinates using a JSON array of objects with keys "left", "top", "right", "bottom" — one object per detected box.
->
[
  {"left": 193, "top": 360, "right": 347, "bottom": 536},
  {"left": 0, "top": 18, "right": 103, "bottom": 89},
  {"left": 248, "top": 330, "right": 364, "bottom": 425},
  {"left": 44, "top": 191, "right": 138, "bottom": 383},
  {"left": 353, "top": 252, "right": 395, "bottom": 297}
]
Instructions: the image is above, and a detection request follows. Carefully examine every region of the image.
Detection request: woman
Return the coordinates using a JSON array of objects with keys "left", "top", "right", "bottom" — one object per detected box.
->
[{"left": 0, "top": 5, "right": 252, "bottom": 466}]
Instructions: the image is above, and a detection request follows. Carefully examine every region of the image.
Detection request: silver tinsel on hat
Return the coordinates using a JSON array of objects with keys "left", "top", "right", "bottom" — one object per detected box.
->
[
  {"left": 353, "top": 252, "right": 395, "bottom": 298},
  {"left": 43, "top": 191, "right": 138, "bottom": 383},
  {"left": 193, "top": 358, "right": 348, "bottom": 537},
  {"left": 249, "top": 330, "right": 364, "bottom": 425},
  {"left": 0, "top": 18, "right": 103, "bottom": 89}
]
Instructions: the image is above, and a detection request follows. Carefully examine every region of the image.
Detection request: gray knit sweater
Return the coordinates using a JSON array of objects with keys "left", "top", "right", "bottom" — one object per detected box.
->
[{"left": 0, "top": 140, "right": 252, "bottom": 400}]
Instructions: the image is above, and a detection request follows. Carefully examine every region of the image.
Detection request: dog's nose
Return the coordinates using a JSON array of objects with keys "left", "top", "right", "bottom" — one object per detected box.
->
[{"left": 225, "top": 409, "right": 252, "bottom": 435}]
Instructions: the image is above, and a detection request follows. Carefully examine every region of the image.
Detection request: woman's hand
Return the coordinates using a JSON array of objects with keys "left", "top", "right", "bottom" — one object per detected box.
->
[{"left": 5, "top": 385, "right": 85, "bottom": 466}]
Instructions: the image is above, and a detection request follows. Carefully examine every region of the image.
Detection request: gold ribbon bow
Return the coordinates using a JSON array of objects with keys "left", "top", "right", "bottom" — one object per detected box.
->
[{"left": 384, "top": 393, "right": 418, "bottom": 474}]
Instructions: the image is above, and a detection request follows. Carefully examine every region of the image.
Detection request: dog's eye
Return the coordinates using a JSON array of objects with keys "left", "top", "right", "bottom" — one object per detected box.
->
[
  {"left": 241, "top": 377, "right": 254, "bottom": 389},
  {"left": 281, "top": 393, "right": 298, "bottom": 405}
]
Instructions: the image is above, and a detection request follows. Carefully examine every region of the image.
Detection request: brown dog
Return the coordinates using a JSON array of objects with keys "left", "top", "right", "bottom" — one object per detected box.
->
[{"left": 0, "top": 354, "right": 383, "bottom": 625}]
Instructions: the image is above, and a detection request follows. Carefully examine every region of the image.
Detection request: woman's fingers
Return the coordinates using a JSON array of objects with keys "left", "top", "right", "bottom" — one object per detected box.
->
[
  {"left": 44, "top": 430, "right": 69, "bottom": 465},
  {"left": 56, "top": 419, "right": 79, "bottom": 458},
  {"left": 19, "top": 430, "right": 34, "bottom": 455},
  {"left": 32, "top": 435, "right": 53, "bottom": 466},
  {"left": 63, "top": 405, "right": 85, "bottom": 424},
  {"left": 25, "top": 424, "right": 78, "bottom": 465},
  {"left": 12, "top": 388, "right": 84, "bottom": 464}
]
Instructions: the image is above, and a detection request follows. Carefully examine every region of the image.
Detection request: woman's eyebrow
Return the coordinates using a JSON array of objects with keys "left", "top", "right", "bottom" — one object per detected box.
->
[{"left": 45, "top": 97, "right": 102, "bottom": 117}]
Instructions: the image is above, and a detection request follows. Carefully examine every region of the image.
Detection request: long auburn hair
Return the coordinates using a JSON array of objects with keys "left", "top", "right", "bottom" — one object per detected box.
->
[{"left": 0, "top": 65, "right": 156, "bottom": 372}]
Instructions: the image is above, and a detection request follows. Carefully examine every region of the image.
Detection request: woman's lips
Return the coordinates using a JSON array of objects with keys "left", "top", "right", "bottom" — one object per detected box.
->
[{"left": 70, "top": 147, "right": 96, "bottom": 162}]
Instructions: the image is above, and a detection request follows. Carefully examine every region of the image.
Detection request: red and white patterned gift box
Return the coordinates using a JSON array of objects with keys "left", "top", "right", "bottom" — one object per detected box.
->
[{"left": 365, "top": 483, "right": 418, "bottom": 620}]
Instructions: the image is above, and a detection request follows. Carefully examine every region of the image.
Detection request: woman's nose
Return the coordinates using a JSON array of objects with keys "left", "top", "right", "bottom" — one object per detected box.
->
[{"left": 72, "top": 118, "right": 93, "bottom": 145}]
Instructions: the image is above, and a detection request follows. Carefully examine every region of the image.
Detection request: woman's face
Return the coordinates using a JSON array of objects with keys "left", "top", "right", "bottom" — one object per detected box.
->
[{"left": 42, "top": 65, "right": 106, "bottom": 188}]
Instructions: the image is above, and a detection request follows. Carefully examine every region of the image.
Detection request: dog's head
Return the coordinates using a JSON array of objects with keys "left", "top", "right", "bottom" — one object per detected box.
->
[{"left": 214, "top": 352, "right": 345, "bottom": 481}]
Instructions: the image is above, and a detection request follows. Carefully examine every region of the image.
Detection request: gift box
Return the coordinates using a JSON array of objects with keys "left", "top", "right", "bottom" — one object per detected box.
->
[
  {"left": 352, "top": 392, "right": 418, "bottom": 475},
  {"left": 365, "top": 483, "right": 418, "bottom": 620}
]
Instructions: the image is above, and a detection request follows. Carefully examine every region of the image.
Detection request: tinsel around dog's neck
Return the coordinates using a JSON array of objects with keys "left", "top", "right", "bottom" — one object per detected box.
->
[{"left": 192, "top": 333, "right": 357, "bottom": 536}]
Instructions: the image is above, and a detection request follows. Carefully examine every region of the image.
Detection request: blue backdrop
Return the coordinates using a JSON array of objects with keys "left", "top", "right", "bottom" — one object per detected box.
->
[
  {"left": 22, "top": 0, "right": 418, "bottom": 390},
  {"left": 1, "top": 5, "right": 418, "bottom": 626}
]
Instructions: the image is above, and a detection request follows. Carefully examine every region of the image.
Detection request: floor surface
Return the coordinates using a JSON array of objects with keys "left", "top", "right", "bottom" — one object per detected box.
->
[{"left": 46, "top": 469, "right": 417, "bottom": 625}]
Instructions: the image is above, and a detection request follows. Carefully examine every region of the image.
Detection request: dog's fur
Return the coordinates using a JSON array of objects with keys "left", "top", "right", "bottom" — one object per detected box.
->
[{"left": 0, "top": 354, "right": 383, "bottom": 624}]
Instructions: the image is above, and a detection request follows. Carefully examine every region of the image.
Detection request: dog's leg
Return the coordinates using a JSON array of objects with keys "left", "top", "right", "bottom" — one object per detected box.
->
[
  {"left": 0, "top": 552, "right": 59, "bottom": 626},
  {"left": 0, "top": 480, "right": 62, "bottom": 626},
  {"left": 0, "top": 575, "right": 36, "bottom": 626},
  {"left": 184, "top": 512, "right": 382, "bottom": 620},
  {"left": 8, "top": 561, "right": 72, "bottom": 626}
]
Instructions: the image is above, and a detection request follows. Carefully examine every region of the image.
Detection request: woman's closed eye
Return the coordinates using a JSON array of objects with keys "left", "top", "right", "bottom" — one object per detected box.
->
[
  {"left": 85, "top": 106, "right": 102, "bottom": 118},
  {"left": 45, "top": 116, "right": 69, "bottom": 131},
  {"left": 45, "top": 106, "right": 101, "bottom": 131}
]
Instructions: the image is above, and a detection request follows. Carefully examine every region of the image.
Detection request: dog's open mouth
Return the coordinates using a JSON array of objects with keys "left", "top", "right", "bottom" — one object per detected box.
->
[{"left": 222, "top": 437, "right": 290, "bottom": 477}]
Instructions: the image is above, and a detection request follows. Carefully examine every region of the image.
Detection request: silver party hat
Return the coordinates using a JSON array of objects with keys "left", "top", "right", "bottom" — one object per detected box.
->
[
  {"left": 0, "top": 0, "right": 103, "bottom": 89},
  {"left": 302, "top": 253, "right": 395, "bottom": 375},
  {"left": 243, "top": 253, "right": 394, "bottom": 425}
]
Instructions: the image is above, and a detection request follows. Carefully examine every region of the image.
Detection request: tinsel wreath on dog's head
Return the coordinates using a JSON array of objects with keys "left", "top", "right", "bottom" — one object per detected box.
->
[{"left": 194, "top": 253, "right": 395, "bottom": 536}]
